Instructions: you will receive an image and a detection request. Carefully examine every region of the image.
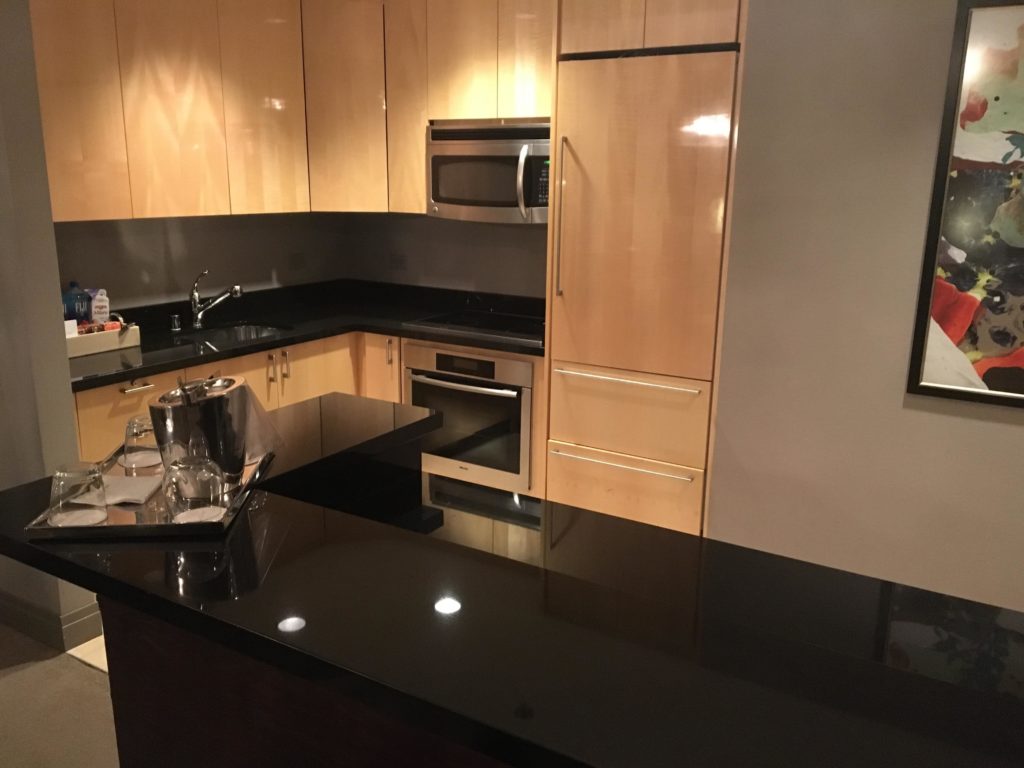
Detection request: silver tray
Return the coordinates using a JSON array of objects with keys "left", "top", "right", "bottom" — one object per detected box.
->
[{"left": 25, "top": 447, "right": 274, "bottom": 542}]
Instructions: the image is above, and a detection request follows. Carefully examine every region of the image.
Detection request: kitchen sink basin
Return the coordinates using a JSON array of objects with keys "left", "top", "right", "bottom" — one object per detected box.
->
[{"left": 173, "top": 323, "right": 292, "bottom": 352}]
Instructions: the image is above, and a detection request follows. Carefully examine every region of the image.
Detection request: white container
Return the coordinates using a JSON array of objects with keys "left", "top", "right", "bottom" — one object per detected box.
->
[
  {"left": 90, "top": 289, "right": 110, "bottom": 323},
  {"left": 66, "top": 324, "right": 140, "bottom": 358}
]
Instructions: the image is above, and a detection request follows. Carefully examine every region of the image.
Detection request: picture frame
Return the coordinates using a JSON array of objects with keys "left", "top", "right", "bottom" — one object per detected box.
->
[{"left": 908, "top": 0, "right": 1024, "bottom": 407}]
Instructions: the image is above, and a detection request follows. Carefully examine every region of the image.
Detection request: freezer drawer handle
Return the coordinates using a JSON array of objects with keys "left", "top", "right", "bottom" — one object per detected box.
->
[
  {"left": 554, "top": 368, "right": 701, "bottom": 394},
  {"left": 550, "top": 448, "right": 694, "bottom": 482}
]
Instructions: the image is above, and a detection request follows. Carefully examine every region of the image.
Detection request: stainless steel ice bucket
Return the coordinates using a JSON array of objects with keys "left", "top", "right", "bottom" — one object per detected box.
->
[{"left": 149, "top": 377, "right": 249, "bottom": 483}]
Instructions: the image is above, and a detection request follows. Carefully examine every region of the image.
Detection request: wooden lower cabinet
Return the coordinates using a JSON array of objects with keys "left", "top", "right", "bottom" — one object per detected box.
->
[
  {"left": 74, "top": 333, "right": 360, "bottom": 464},
  {"left": 187, "top": 337, "right": 358, "bottom": 411},
  {"left": 75, "top": 369, "right": 185, "bottom": 461},
  {"left": 358, "top": 334, "right": 402, "bottom": 403},
  {"left": 324, "top": 334, "right": 359, "bottom": 397},
  {"left": 546, "top": 440, "right": 704, "bottom": 535},
  {"left": 279, "top": 339, "right": 328, "bottom": 407},
  {"left": 549, "top": 361, "right": 711, "bottom": 469}
]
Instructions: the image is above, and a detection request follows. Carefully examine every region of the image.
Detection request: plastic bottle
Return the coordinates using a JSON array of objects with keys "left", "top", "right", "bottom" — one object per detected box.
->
[
  {"left": 91, "top": 289, "right": 110, "bottom": 324},
  {"left": 61, "top": 282, "right": 91, "bottom": 322}
]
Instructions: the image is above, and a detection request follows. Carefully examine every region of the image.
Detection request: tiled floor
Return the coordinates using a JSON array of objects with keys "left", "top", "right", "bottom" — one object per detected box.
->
[{"left": 67, "top": 633, "right": 109, "bottom": 672}]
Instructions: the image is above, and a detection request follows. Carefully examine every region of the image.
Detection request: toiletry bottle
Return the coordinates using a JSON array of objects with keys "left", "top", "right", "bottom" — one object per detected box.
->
[{"left": 91, "top": 289, "right": 110, "bottom": 324}]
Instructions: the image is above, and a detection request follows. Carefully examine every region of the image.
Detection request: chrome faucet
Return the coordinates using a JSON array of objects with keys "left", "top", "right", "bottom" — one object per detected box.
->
[{"left": 190, "top": 270, "right": 242, "bottom": 329}]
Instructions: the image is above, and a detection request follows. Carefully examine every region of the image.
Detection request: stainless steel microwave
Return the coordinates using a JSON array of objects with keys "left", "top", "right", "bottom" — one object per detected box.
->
[{"left": 426, "top": 118, "right": 550, "bottom": 224}]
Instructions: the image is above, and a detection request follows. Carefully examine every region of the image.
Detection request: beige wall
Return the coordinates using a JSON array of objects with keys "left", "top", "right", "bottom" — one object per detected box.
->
[
  {"left": 709, "top": 0, "right": 1024, "bottom": 612},
  {"left": 0, "top": 0, "right": 94, "bottom": 637}
]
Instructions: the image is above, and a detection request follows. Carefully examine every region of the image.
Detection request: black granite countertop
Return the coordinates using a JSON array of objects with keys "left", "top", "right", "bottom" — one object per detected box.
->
[
  {"left": 1, "top": 393, "right": 1022, "bottom": 767},
  {"left": 70, "top": 280, "right": 545, "bottom": 392}
]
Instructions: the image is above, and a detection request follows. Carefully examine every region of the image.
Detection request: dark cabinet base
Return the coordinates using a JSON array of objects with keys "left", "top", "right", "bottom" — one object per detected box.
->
[{"left": 98, "top": 598, "right": 508, "bottom": 768}]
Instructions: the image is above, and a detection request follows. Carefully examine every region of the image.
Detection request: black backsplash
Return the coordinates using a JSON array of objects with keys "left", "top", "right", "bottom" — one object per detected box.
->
[{"left": 54, "top": 212, "right": 548, "bottom": 309}]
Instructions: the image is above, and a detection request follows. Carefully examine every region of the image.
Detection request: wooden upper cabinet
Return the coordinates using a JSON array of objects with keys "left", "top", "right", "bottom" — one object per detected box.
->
[
  {"left": 303, "top": 0, "right": 389, "bottom": 212},
  {"left": 643, "top": 0, "right": 740, "bottom": 47},
  {"left": 559, "top": 0, "right": 644, "bottom": 55},
  {"left": 217, "top": 0, "right": 310, "bottom": 214},
  {"left": 114, "top": 0, "right": 230, "bottom": 218},
  {"left": 427, "top": 0, "right": 498, "bottom": 119},
  {"left": 497, "top": 0, "right": 554, "bottom": 118},
  {"left": 550, "top": 53, "right": 735, "bottom": 381},
  {"left": 29, "top": 0, "right": 132, "bottom": 222},
  {"left": 384, "top": 0, "right": 428, "bottom": 214}
]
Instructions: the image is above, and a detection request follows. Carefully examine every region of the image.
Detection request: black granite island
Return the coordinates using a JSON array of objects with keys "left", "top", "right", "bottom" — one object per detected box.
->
[{"left": 1, "top": 393, "right": 1023, "bottom": 767}]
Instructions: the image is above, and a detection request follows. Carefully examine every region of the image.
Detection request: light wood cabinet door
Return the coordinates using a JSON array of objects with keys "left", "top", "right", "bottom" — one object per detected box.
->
[
  {"left": 114, "top": 0, "right": 230, "bottom": 218},
  {"left": 187, "top": 350, "right": 280, "bottom": 412},
  {"left": 303, "top": 0, "right": 389, "bottom": 212},
  {"left": 549, "top": 361, "right": 711, "bottom": 469},
  {"left": 358, "top": 334, "right": 402, "bottom": 403},
  {"left": 559, "top": 0, "right": 644, "bottom": 55},
  {"left": 75, "top": 370, "right": 184, "bottom": 462},
  {"left": 551, "top": 53, "right": 734, "bottom": 381},
  {"left": 643, "top": 0, "right": 740, "bottom": 47},
  {"left": 427, "top": 0, "right": 498, "bottom": 119},
  {"left": 279, "top": 339, "right": 328, "bottom": 408},
  {"left": 497, "top": 0, "right": 554, "bottom": 118},
  {"left": 218, "top": 0, "right": 310, "bottom": 214},
  {"left": 29, "top": 0, "right": 133, "bottom": 222},
  {"left": 547, "top": 440, "right": 704, "bottom": 534},
  {"left": 384, "top": 0, "right": 428, "bottom": 213},
  {"left": 323, "top": 333, "right": 359, "bottom": 396}
]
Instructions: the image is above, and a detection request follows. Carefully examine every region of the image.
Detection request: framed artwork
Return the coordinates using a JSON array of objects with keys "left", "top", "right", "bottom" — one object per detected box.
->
[{"left": 909, "top": 0, "right": 1024, "bottom": 406}]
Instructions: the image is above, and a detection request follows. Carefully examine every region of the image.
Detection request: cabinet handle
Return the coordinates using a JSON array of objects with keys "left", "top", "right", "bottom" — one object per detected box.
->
[
  {"left": 386, "top": 337, "right": 393, "bottom": 365},
  {"left": 550, "top": 449, "right": 694, "bottom": 482},
  {"left": 554, "top": 368, "right": 702, "bottom": 394},
  {"left": 282, "top": 349, "right": 291, "bottom": 380},
  {"left": 119, "top": 382, "right": 154, "bottom": 395},
  {"left": 268, "top": 353, "right": 278, "bottom": 384},
  {"left": 554, "top": 135, "right": 568, "bottom": 297}
]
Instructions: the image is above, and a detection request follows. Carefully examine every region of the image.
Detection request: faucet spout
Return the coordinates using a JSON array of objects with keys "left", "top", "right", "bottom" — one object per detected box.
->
[{"left": 190, "top": 270, "right": 243, "bottom": 329}]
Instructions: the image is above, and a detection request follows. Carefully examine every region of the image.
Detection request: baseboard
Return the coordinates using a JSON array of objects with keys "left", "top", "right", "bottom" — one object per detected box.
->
[
  {"left": 61, "top": 601, "right": 102, "bottom": 649},
  {"left": 0, "top": 589, "right": 101, "bottom": 651}
]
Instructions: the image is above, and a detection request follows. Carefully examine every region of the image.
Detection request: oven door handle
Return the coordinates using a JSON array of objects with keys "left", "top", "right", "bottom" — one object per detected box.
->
[
  {"left": 409, "top": 373, "right": 521, "bottom": 399},
  {"left": 516, "top": 143, "right": 529, "bottom": 220}
]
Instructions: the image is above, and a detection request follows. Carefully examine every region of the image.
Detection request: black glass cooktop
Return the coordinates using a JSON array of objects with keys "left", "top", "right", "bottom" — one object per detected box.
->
[{"left": 403, "top": 311, "right": 544, "bottom": 348}]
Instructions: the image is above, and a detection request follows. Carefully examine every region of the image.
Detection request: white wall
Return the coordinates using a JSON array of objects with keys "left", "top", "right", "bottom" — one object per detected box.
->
[{"left": 709, "top": 0, "right": 1024, "bottom": 612}]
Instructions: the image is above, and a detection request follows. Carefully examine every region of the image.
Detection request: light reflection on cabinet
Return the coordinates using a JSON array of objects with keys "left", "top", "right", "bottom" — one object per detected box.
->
[
  {"left": 218, "top": 0, "right": 310, "bottom": 214},
  {"left": 114, "top": 0, "right": 231, "bottom": 218}
]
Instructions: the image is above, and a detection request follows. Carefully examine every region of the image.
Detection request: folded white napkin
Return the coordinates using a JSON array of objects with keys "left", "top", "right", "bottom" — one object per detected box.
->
[{"left": 73, "top": 474, "right": 161, "bottom": 507}]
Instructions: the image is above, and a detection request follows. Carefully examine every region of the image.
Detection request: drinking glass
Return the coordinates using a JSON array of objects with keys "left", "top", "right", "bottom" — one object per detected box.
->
[
  {"left": 49, "top": 462, "right": 107, "bottom": 527},
  {"left": 163, "top": 457, "right": 227, "bottom": 524},
  {"left": 123, "top": 415, "right": 161, "bottom": 476}
]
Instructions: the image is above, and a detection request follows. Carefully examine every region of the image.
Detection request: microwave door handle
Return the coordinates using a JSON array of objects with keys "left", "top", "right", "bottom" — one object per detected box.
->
[
  {"left": 409, "top": 373, "right": 520, "bottom": 399},
  {"left": 516, "top": 144, "right": 529, "bottom": 220}
]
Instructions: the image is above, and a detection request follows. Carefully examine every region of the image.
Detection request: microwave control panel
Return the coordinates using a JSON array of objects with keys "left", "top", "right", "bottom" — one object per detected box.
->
[{"left": 532, "top": 158, "right": 550, "bottom": 206}]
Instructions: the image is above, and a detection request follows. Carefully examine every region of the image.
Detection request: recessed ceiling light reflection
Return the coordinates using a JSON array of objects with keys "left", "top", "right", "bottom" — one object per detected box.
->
[
  {"left": 434, "top": 597, "right": 461, "bottom": 615},
  {"left": 277, "top": 616, "right": 306, "bottom": 633}
]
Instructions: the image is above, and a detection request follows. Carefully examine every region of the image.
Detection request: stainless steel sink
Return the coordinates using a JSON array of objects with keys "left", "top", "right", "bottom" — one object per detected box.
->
[{"left": 174, "top": 323, "right": 292, "bottom": 352}]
